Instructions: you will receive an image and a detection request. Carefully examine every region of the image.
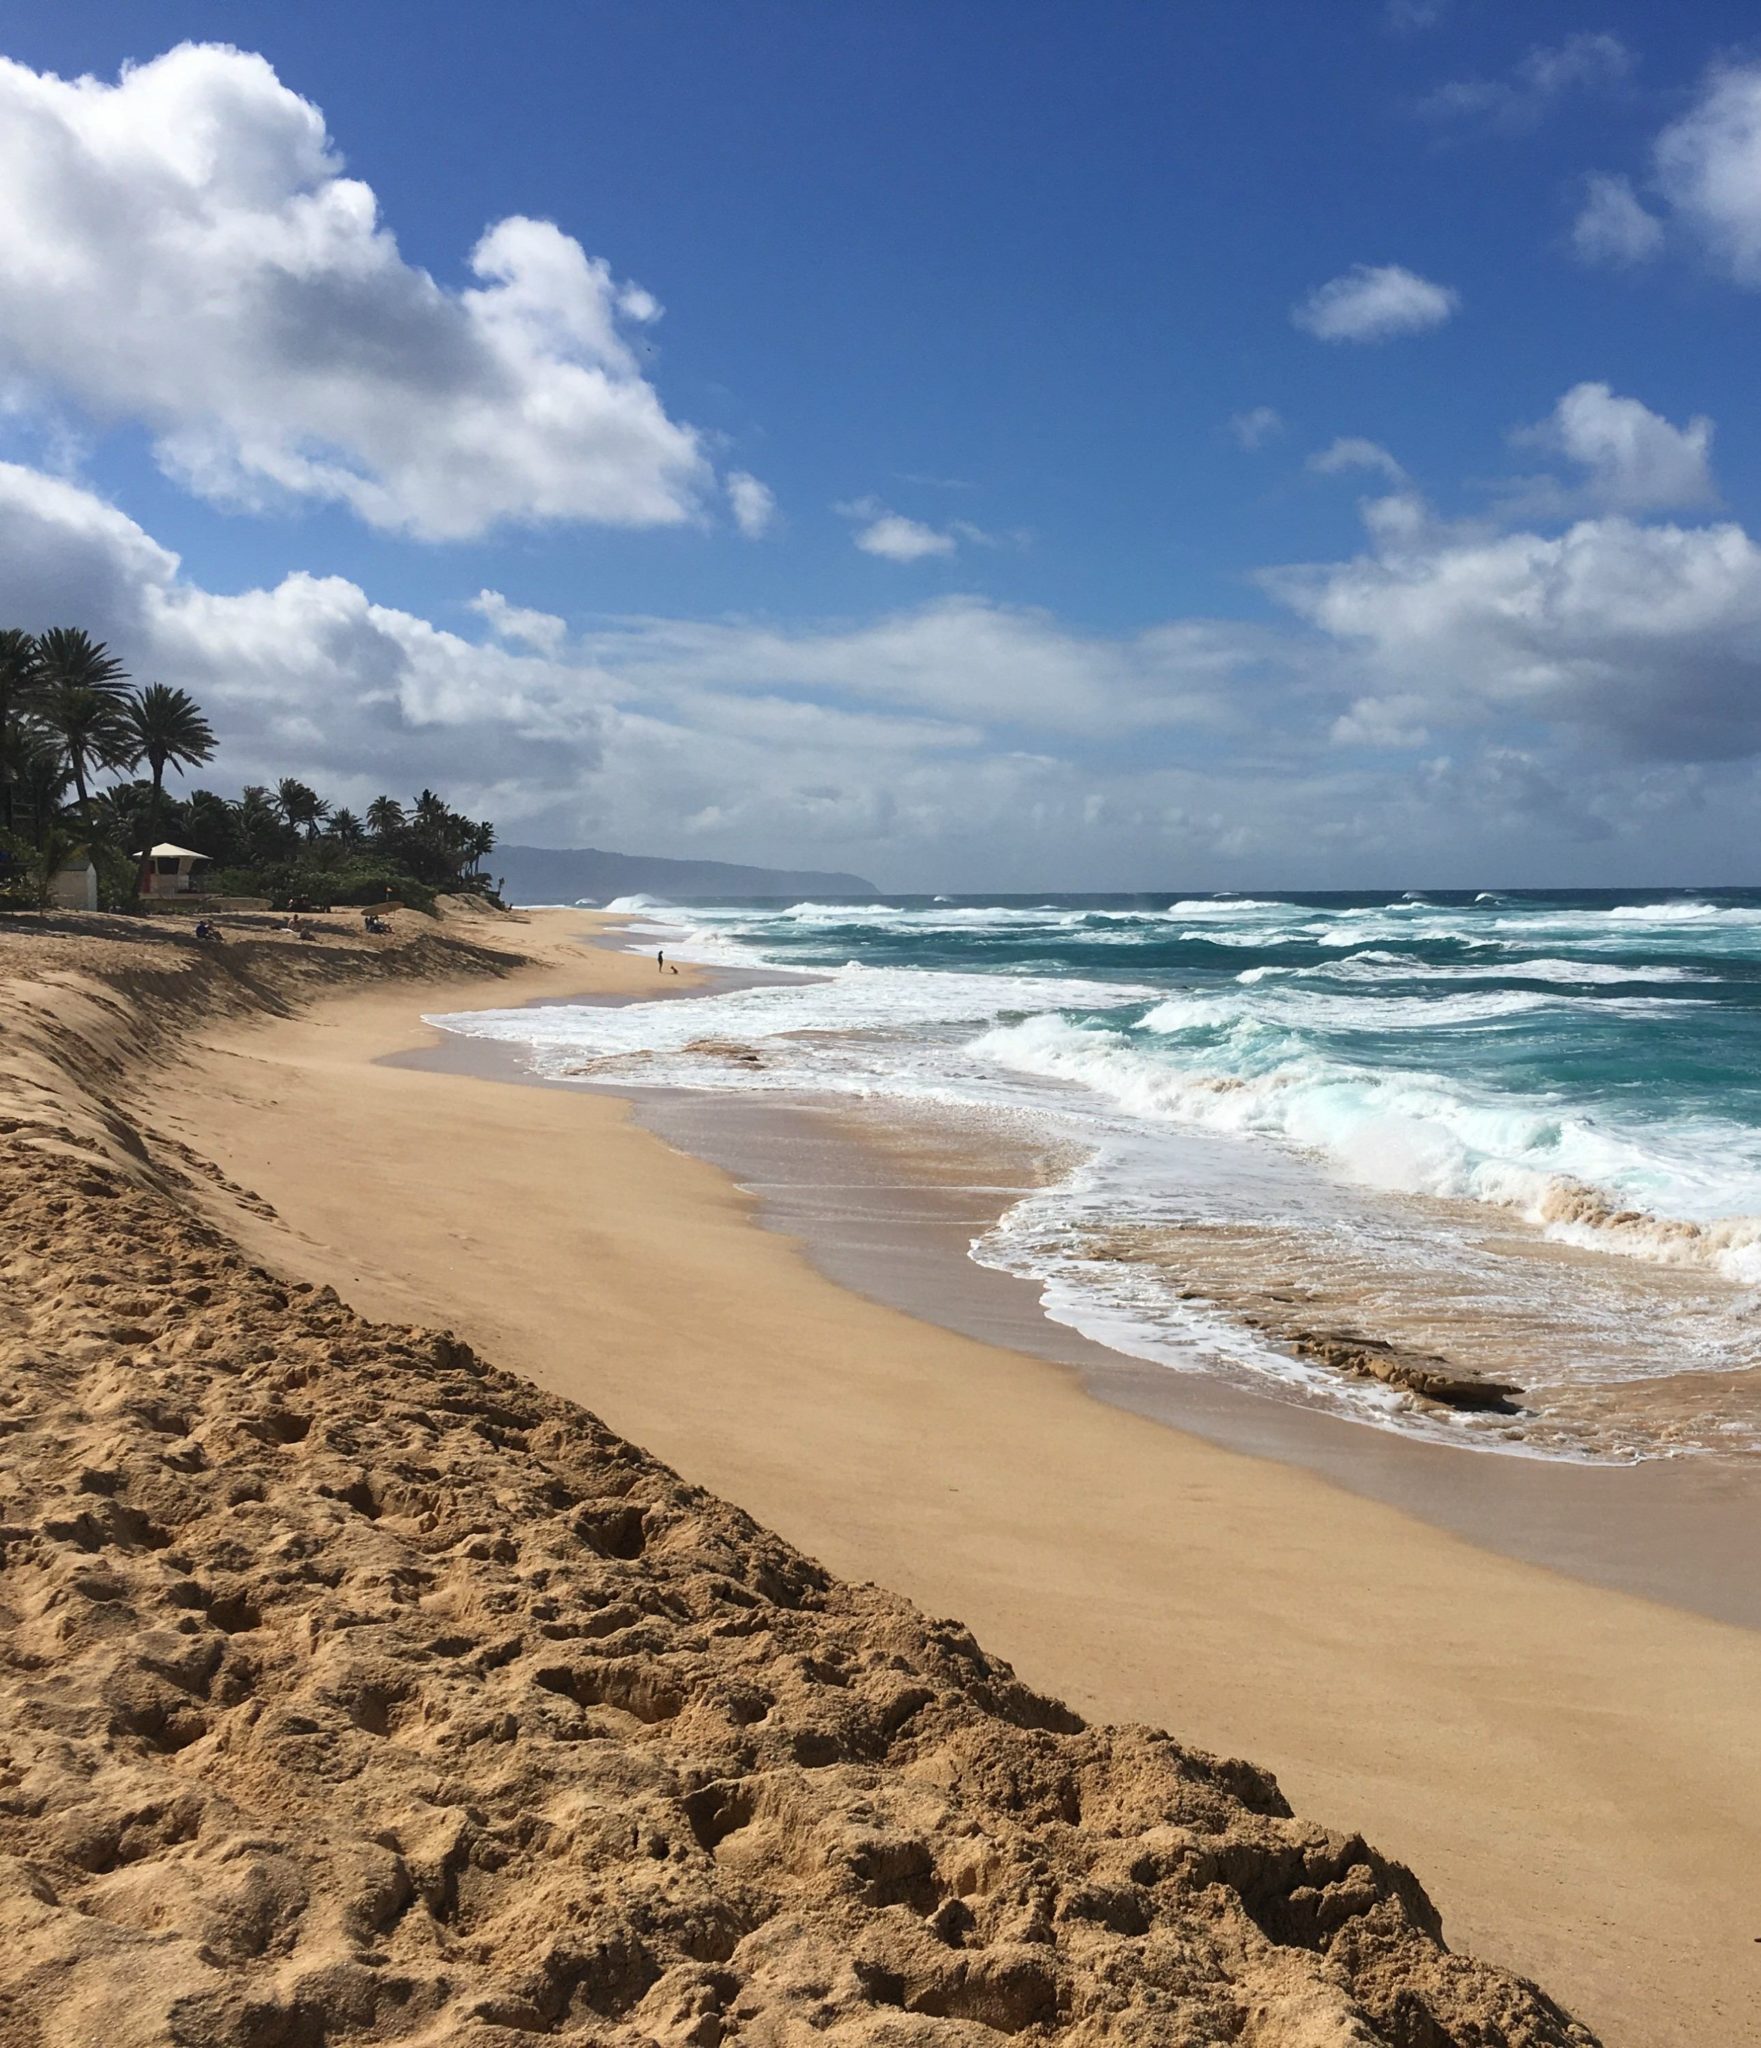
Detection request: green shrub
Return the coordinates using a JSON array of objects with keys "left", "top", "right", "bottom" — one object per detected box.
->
[{"left": 208, "top": 857, "right": 443, "bottom": 915}]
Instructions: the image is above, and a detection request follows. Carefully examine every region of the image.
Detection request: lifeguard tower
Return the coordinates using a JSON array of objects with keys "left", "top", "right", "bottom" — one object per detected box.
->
[{"left": 138, "top": 843, "right": 211, "bottom": 899}]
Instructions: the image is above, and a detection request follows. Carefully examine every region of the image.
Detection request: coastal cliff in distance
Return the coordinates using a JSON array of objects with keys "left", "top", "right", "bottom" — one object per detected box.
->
[
  {"left": 0, "top": 914, "right": 1596, "bottom": 2047},
  {"left": 494, "top": 844, "right": 877, "bottom": 905}
]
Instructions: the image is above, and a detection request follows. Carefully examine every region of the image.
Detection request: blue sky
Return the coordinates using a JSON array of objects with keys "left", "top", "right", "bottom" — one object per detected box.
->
[{"left": 3, "top": 2, "right": 1761, "bottom": 886}]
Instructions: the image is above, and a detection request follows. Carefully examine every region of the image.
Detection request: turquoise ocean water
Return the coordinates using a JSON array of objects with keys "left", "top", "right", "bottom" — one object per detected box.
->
[{"left": 431, "top": 891, "right": 1761, "bottom": 1461}]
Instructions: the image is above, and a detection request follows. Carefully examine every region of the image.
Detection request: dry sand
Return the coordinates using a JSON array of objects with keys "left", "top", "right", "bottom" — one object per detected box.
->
[
  {"left": 0, "top": 1109, "right": 1590, "bottom": 2046},
  {"left": 5, "top": 904, "right": 1753, "bottom": 2042}
]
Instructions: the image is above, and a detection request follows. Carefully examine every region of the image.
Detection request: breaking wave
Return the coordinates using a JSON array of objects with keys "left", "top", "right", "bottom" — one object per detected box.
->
[{"left": 443, "top": 887, "right": 1761, "bottom": 1456}]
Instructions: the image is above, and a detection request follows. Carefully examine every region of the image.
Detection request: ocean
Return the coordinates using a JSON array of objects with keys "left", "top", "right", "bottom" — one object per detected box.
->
[{"left": 428, "top": 890, "right": 1761, "bottom": 1463}]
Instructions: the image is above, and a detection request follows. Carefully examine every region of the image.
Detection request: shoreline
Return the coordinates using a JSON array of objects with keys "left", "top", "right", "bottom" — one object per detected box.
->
[
  {"left": 404, "top": 924, "right": 1761, "bottom": 1634},
  {"left": 7, "top": 903, "right": 1587, "bottom": 2046},
  {"left": 156, "top": 909, "right": 1761, "bottom": 2046},
  {"left": 628, "top": 1088, "right": 1761, "bottom": 1633}
]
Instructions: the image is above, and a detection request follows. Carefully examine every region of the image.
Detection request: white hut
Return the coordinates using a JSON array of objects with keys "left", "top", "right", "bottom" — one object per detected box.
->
[
  {"left": 49, "top": 857, "right": 98, "bottom": 911},
  {"left": 138, "top": 843, "right": 211, "bottom": 898}
]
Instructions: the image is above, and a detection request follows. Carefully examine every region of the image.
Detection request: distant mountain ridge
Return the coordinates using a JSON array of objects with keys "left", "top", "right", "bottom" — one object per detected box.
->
[{"left": 494, "top": 844, "right": 878, "bottom": 904}]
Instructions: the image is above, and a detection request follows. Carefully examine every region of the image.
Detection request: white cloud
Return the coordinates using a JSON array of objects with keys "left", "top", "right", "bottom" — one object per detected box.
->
[
  {"left": 574, "top": 599, "right": 1284, "bottom": 732},
  {"left": 849, "top": 509, "right": 958, "bottom": 562},
  {"left": 1271, "top": 499, "right": 1761, "bottom": 760},
  {"left": 856, "top": 514, "right": 956, "bottom": 562},
  {"left": 834, "top": 496, "right": 1015, "bottom": 560},
  {"left": 1330, "top": 693, "right": 1432, "bottom": 749},
  {"left": 10, "top": 456, "right": 1761, "bottom": 886},
  {"left": 1309, "top": 437, "right": 1407, "bottom": 484},
  {"left": 727, "top": 471, "right": 777, "bottom": 539},
  {"left": 1385, "top": 0, "right": 1450, "bottom": 31},
  {"left": 1229, "top": 406, "right": 1284, "bottom": 451},
  {"left": 0, "top": 462, "right": 1292, "bottom": 872},
  {"left": 471, "top": 589, "right": 568, "bottom": 656},
  {"left": 1293, "top": 265, "right": 1460, "bottom": 343},
  {"left": 1572, "top": 174, "right": 1665, "bottom": 266},
  {"left": 1655, "top": 62, "right": 1761, "bottom": 285},
  {"left": 1514, "top": 383, "right": 1714, "bottom": 513},
  {"left": 1418, "top": 33, "right": 1633, "bottom": 131},
  {"left": 0, "top": 43, "right": 715, "bottom": 538}
]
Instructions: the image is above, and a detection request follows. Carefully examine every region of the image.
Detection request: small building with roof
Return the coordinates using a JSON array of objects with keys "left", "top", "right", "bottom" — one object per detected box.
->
[
  {"left": 137, "top": 843, "right": 211, "bottom": 898},
  {"left": 49, "top": 855, "right": 98, "bottom": 911}
]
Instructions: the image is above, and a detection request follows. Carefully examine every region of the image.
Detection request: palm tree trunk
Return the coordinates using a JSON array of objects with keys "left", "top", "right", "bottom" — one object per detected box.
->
[
  {"left": 137, "top": 760, "right": 165, "bottom": 899},
  {"left": 0, "top": 686, "right": 12, "bottom": 839}
]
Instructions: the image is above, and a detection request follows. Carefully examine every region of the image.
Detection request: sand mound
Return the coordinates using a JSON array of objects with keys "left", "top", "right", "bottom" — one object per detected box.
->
[{"left": 0, "top": 924, "right": 1597, "bottom": 2045}]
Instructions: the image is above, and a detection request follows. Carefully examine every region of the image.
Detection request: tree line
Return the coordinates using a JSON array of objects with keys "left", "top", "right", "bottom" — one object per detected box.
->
[{"left": 0, "top": 627, "right": 496, "bottom": 912}]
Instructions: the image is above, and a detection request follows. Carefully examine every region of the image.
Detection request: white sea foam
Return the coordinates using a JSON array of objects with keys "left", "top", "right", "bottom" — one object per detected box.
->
[
  {"left": 1606, "top": 899, "right": 1761, "bottom": 922},
  {"left": 1238, "top": 952, "right": 1705, "bottom": 987},
  {"left": 972, "top": 1006, "right": 1761, "bottom": 1278},
  {"left": 438, "top": 891, "right": 1761, "bottom": 1454}
]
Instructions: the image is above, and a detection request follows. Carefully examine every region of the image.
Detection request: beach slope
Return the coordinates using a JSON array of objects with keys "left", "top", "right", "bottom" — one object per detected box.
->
[
  {"left": 0, "top": 1120, "right": 1592, "bottom": 2045},
  {"left": 0, "top": 909, "right": 1598, "bottom": 2044}
]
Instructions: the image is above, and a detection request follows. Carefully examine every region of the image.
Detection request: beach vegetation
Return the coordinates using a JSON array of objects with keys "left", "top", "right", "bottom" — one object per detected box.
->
[
  {"left": 125, "top": 684, "right": 217, "bottom": 891},
  {"left": 0, "top": 626, "right": 499, "bottom": 914}
]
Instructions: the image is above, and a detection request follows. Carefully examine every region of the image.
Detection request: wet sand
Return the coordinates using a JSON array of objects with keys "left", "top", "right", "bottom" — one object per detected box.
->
[
  {"left": 404, "top": 958, "right": 1761, "bottom": 1633},
  {"left": 159, "top": 909, "right": 1761, "bottom": 2047}
]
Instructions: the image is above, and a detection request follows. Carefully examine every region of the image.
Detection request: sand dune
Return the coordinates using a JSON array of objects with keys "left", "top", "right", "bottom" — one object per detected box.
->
[{"left": 0, "top": 909, "right": 1595, "bottom": 2044}]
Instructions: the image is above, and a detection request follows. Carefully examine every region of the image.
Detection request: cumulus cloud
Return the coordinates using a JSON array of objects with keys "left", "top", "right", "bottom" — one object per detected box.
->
[
  {"left": 1292, "top": 265, "right": 1460, "bottom": 343},
  {"left": 0, "top": 43, "right": 716, "bottom": 538},
  {"left": 0, "top": 459, "right": 1303, "bottom": 879},
  {"left": 1330, "top": 693, "right": 1432, "bottom": 749},
  {"left": 1588, "top": 63, "right": 1761, "bottom": 286},
  {"left": 1309, "top": 438, "right": 1407, "bottom": 484},
  {"left": 1420, "top": 746, "right": 1612, "bottom": 841},
  {"left": 1417, "top": 33, "right": 1633, "bottom": 132},
  {"left": 1654, "top": 61, "right": 1761, "bottom": 284},
  {"left": 726, "top": 471, "right": 777, "bottom": 539},
  {"left": 1271, "top": 497, "right": 1761, "bottom": 761},
  {"left": 1514, "top": 383, "right": 1714, "bottom": 513},
  {"left": 471, "top": 589, "right": 568, "bottom": 656},
  {"left": 854, "top": 514, "right": 957, "bottom": 562},
  {"left": 1229, "top": 406, "right": 1285, "bottom": 451},
  {"left": 831, "top": 496, "right": 956, "bottom": 561},
  {"left": 10, "top": 454, "right": 1761, "bottom": 885},
  {"left": 1572, "top": 173, "right": 1665, "bottom": 266},
  {"left": 834, "top": 495, "right": 1017, "bottom": 561}
]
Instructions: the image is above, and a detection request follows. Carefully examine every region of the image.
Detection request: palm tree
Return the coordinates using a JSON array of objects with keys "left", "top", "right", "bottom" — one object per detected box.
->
[
  {"left": 125, "top": 684, "right": 215, "bottom": 890},
  {"left": 328, "top": 807, "right": 365, "bottom": 846},
  {"left": 31, "top": 629, "right": 132, "bottom": 810},
  {"left": 275, "top": 776, "right": 330, "bottom": 841},
  {"left": 365, "top": 795, "right": 405, "bottom": 839},
  {"left": 42, "top": 683, "right": 134, "bottom": 806},
  {"left": 33, "top": 627, "right": 128, "bottom": 700},
  {"left": 5, "top": 725, "right": 67, "bottom": 855},
  {"left": 411, "top": 788, "right": 450, "bottom": 836},
  {"left": 0, "top": 629, "right": 40, "bottom": 837},
  {"left": 183, "top": 788, "right": 240, "bottom": 864},
  {"left": 236, "top": 785, "right": 283, "bottom": 863}
]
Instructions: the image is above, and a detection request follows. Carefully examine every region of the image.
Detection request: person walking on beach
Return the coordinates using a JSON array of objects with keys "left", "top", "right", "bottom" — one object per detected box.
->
[{"left": 657, "top": 948, "right": 665, "bottom": 974}]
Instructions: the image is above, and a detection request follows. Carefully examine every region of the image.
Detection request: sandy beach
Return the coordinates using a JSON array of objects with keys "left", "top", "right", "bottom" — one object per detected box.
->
[{"left": 131, "top": 907, "right": 1761, "bottom": 2048}]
